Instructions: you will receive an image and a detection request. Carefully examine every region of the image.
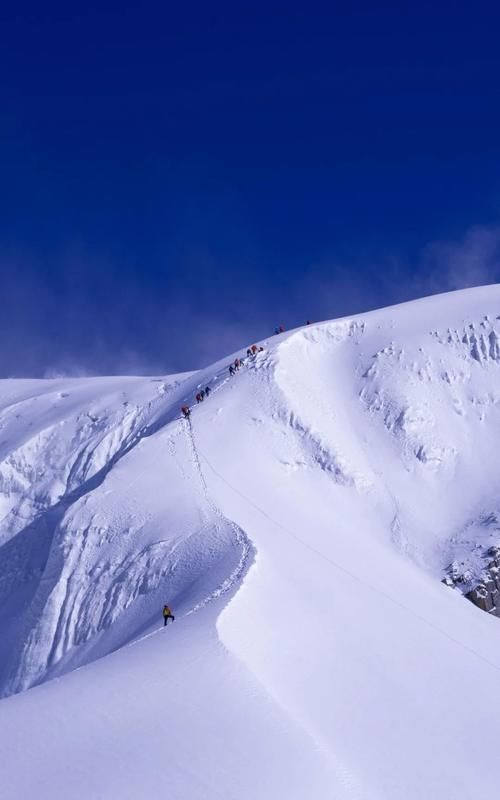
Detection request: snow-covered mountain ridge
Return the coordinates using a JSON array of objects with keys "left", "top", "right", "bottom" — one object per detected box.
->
[{"left": 2, "top": 285, "right": 500, "bottom": 799}]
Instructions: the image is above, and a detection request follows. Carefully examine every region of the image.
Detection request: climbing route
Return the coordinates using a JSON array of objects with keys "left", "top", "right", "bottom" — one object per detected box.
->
[{"left": 182, "top": 415, "right": 253, "bottom": 616}]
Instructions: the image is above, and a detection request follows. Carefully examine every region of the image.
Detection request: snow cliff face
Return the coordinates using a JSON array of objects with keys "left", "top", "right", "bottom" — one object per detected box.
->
[
  {"left": 2, "top": 286, "right": 500, "bottom": 800},
  {"left": 0, "top": 375, "right": 252, "bottom": 695}
]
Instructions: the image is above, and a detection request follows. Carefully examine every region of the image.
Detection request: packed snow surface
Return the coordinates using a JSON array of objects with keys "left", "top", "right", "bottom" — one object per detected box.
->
[{"left": 2, "top": 286, "right": 500, "bottom": 799}]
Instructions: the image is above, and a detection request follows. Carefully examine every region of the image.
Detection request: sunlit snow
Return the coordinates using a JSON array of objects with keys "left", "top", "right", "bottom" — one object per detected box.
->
[{"left": 1, "top": 286, "right": 500, "bottom": 799}]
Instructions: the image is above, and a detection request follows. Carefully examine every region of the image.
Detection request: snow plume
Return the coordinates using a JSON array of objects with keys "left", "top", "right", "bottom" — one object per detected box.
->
[
  {"left": 2, "top": 223, "right": 500, "bottom": 379},
  {"left": 421, "top": 224, "right": 500, "bottom": 294},
  {"left": 295, "top": 223, "right": 500, "bottom": 324},
  {"left": 0, "top": 244, "right": 273, "bottom": 377},
  {"left": 0, "top": 246, "right": 179, "bottom": 378}
]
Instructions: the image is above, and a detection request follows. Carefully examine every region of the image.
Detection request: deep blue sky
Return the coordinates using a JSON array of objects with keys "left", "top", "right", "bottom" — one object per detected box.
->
[{"left": 1, "top": 2, "right": 500, "bottom": 376}]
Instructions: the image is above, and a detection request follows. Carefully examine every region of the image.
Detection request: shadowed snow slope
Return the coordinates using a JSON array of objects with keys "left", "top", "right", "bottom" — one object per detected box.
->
[{"left": 2, "top": 286, "right": 500, "bottom": 799}]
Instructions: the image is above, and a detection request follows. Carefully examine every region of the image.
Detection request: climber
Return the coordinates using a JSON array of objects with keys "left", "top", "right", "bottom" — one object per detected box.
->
[
  {"left": 247, "top": 348, "right": 252, "bottom": 358},
  {"left": 234, "top": 358, "right": 241, "bottom": 370},
  {"left": 200, "top": 389, "right": 206, "bottom": 400},
  {"left": 205, "top": 386, "right": 211, "bottom": 397},
  {"left": 196, "top": 392, "right": 202, "bottom": 403},
  {"left": 181, "top": 405, "right": 191, "bottom": 418},
  {"left": 163, "top": 605, "right": 175, "bottom": 626},
  {"left": 251, "top": 344, "right": 258, "bottom": 355},
  {"left": 229, "top": 364, "right": 235, "bottom": 376}
]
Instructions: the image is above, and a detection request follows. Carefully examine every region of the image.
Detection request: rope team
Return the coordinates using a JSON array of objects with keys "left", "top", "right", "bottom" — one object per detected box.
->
[
  {"left": 172, "top": 323, "right": 315, "bottom": 625},
  {"left": 180, "top": 322, "right": 315, "bottom": 420},
  {"left": 180, "top": 343, "right": 265, "bottom": 419}
]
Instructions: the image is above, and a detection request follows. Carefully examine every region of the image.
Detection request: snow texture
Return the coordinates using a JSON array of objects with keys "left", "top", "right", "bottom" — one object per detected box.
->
[{"left": 1, "top": 286, "right": 500, "bottom": 798}]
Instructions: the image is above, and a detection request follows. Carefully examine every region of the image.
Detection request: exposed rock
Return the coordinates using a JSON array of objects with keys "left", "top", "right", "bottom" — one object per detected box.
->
[{"left": 444, "top": 550, "right": 500, "bottom": 617}]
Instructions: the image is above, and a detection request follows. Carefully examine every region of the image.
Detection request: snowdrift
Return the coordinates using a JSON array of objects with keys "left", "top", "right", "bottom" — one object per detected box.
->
[{"left": 1, "top": 286, "right": 500, "bottom": 799}]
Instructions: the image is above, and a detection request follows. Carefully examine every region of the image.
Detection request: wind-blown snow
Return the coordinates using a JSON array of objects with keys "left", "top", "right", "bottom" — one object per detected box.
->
[{"left": 1, "top": 286, "right": 500, "bottom": 798}]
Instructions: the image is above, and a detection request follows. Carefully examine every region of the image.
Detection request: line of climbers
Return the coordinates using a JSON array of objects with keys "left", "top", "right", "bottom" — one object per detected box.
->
[
  {"left": 180, "top": 322, "right": 313, "bottom": 420},
  {"left": 229, "top": 344, "right": 264, "bottom": 375},
  {"left": 173, "top": 324, "right": 315, "bottom": 623},
  {"left": 196, "top": 386, "right": 211, "bottom": 403},
  {"left": 180, "top": 344, "right": 265, "bottom": 418}
]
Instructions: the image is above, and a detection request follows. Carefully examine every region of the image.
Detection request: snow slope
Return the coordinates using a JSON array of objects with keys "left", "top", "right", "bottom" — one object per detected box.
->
[{"left": 2, "top": 285, "right": 500, "bottom": 798}]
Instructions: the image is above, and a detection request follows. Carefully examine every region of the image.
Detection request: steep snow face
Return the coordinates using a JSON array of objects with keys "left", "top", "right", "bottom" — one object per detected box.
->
[
  {"left": 2, "top": 286, "right": 500, "bottom": 799},
  {"left": 0, "top": 373, "right": 251, "bottom": 695},
  {"left": 274, "top": 300, "right": 500, "bottom": 574}
]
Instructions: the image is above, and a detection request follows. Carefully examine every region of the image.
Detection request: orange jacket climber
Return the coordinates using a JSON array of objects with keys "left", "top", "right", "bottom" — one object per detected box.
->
[{"left": 163, "top": 605, "right": 175, "bottom": 626}]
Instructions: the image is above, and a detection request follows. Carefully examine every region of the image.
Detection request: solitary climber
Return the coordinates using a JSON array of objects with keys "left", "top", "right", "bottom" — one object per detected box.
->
[{"left": 163, "top": 605, "right": 175, "bottom": 626}]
